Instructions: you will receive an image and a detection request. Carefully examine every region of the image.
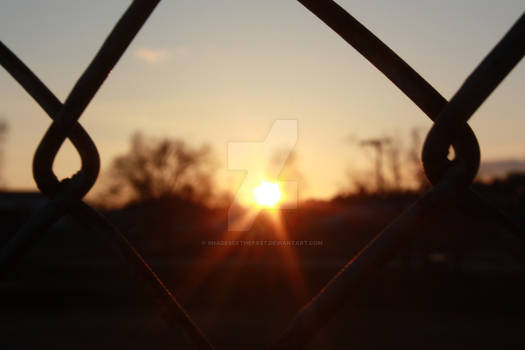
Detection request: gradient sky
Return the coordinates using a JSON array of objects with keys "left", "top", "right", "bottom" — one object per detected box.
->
[{"left": 1, "top": 0, "right": 524, "bottom": 200}]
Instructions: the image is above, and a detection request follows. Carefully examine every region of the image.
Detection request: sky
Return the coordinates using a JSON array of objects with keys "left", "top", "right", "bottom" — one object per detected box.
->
[{"left": 1, "top": 0, "right": 524, "bottom": 200}]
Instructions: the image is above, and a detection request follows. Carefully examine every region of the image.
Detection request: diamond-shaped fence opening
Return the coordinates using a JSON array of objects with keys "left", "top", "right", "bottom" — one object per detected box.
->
[{"left": 1, "top": 1, "right": 524, "bottom": 349}]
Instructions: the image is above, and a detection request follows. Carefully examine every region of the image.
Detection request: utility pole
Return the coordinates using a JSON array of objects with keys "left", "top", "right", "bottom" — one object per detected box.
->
[{"left": 360, "top": 137, "right": 391, "bottom": 194}]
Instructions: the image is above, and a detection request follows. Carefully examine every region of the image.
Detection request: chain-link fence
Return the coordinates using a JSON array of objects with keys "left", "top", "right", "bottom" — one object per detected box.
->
[{"left": 1, "top": 1, "right": 524, "bottom": 349}]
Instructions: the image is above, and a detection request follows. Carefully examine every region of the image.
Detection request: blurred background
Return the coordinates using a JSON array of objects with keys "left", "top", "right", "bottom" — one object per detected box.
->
[{"left": 1, "top": 0, "right": 525, "bottom": 349}]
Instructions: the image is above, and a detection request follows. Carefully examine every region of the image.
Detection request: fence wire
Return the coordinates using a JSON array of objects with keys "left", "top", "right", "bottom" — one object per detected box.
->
[{"left": 0, "top": 0, "right": 524, "bottom": 349}]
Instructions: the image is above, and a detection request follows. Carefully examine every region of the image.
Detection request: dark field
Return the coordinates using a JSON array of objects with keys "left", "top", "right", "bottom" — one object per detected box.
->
[
  {"left": 3, "top": 255, "right": 525, "bottom": 349},
  {"left": 3, "top": 194, "right": 525, "bottom": 349}
]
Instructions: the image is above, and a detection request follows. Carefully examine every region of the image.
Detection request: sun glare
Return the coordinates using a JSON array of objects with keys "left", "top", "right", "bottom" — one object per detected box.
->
[{"left": 253, "top": 181, "right": 282, "bottom": 207}]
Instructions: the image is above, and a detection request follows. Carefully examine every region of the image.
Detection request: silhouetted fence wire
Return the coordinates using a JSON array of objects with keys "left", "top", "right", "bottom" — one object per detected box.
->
[{"left": 0, "top": 0, "right": 524, "bottom": 349}]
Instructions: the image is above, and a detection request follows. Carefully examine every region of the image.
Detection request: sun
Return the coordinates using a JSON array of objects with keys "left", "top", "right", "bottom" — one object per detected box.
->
[{"left": 253, "top": 181, "right": 282, "bottom": 207}]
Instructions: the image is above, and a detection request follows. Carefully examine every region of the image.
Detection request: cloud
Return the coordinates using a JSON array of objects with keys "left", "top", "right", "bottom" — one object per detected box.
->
[
  {"left": 134, "top": 46, "right": 190, "bottom": 64},
  {"left": 134, "top": 48, "right": 171, "bottom": 63}
]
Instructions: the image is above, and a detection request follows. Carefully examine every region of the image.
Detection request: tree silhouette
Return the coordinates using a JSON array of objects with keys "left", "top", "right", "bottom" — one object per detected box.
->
[{"left": 106, "top": 132, "right": 216, "bottom": 204}]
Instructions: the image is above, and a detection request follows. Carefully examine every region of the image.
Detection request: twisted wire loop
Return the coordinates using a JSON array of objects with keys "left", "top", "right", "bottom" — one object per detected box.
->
[
  {"left": 0, "top": 1, "right": 214, "bottom": 349},
  {"left": 0, "top": 41, "right": 101, "bottom": 272},
  {"left": 423, "top": 13, "right": 525, "bottom": 187},
  {"left": 270, "top": 2, "right": 525, "bottom": 349}
]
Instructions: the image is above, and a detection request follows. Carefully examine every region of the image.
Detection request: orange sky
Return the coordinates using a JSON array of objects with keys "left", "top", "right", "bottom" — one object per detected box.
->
[{"left": 1, "top": 0, "right": 524, "bottom": 199}]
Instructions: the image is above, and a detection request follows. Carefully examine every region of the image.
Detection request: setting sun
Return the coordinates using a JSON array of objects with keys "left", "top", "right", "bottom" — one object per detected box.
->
[{"left": 253, "top": 181, "right": 282, "bottom": 207}]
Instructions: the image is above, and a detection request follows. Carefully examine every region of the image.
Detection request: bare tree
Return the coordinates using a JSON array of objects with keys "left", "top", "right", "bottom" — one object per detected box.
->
[{"left": 105, "top": 132, "right": 216, "bottom": 204}]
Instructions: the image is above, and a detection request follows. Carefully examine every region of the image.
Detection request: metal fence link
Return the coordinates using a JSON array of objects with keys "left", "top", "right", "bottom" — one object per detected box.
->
[
  {"left": 0, "top": 0, "right": 524, "bottom": 349},
  {"left": 1, "top": 1, "right": 214, "bottom": 349},
  {"left": 270, "top": 3, "right": 525, "bottom": 349}
]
